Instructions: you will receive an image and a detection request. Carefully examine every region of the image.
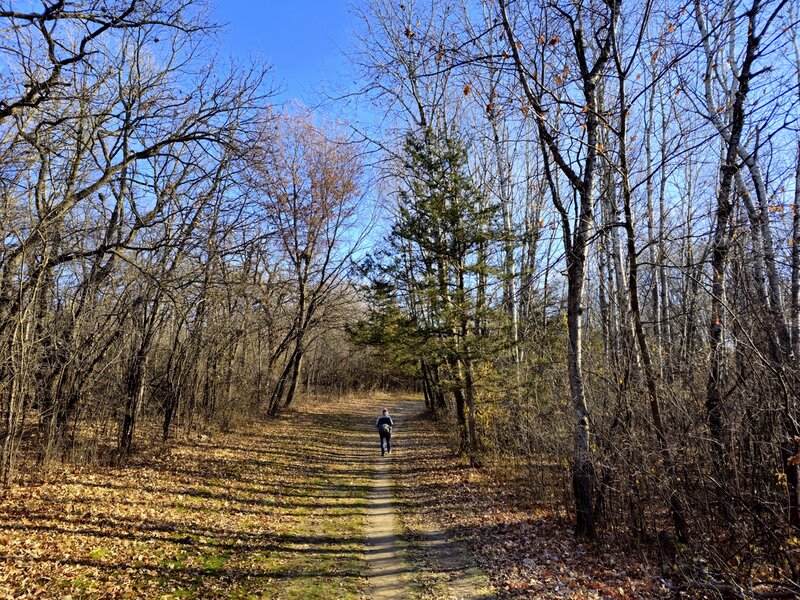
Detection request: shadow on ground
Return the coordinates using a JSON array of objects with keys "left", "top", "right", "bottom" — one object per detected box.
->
[{"left": 0, "top": 399, "right": 391, "bottom": 598}]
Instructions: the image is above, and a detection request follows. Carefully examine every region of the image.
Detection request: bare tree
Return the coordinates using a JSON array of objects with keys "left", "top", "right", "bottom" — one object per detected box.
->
[
  {"left": 499, "top": 0, "right": 621, "bottom": 539},
  {"left": 0, "top": 0, "right": 271, "bottom": 479},
  {"left": 251, "top": 112, "right": 365, "bottom": 415}
]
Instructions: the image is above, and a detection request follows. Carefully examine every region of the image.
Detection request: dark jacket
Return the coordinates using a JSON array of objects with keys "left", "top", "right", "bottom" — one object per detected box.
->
[{"left": 376, "top": 415, "right": 393, "bottom": 434}]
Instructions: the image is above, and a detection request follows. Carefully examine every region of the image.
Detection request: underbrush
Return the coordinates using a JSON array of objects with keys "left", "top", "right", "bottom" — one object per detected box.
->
[{"left": 413, "top": 399, "right": 799, "bottom": 598}]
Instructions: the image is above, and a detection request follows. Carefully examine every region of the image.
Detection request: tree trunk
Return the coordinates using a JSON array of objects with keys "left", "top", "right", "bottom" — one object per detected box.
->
[
  {"left": 566, "top": 251, "right": 595, "bottom": 539},
  {"left": 449, "top": 356, "right": 469, "bottom": 453},
  {"left": 695, "top": 0, "right": 761, "bottom": 483},
  {"left": 0, "top": 326, "right": 26, "bottom": 484},
  {"left": 420, "top": 359, "right": 436, "bottom": 417},
  {"left": 430, "top": 363, "right": 447, "bottom": 412},
  {"left": 119, "top": 349, "right": 147, "bottom": 456},
  {"left": 282, "top": 347, "right": 304, "bottom": 411},
  {"left": 793, "top": 145, "right": 800, "bottom": 359},
  {"left": 489, "top": 111, "right": 521, "bottom": 365},
  {"left": 658, "top": 95, "right": 672, "bottom": 376},
  {"left": 462, "top": 354, "right": 480, "bottom": 466}
]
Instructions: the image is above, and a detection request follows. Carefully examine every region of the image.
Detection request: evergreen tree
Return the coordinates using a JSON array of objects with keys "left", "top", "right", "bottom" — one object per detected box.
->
[{"left": 356, "top": 128, "right": 500, "bottom": 463}]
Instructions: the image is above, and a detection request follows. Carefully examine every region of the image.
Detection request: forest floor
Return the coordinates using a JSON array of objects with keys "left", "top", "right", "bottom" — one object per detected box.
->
[
  {"left": 0, "top": 395, "right": 667, "bottom": 599},
  {"left": 391, "top": 403, "right": 668, "bottom": 599},
  {"left": 1, "top": 398, "right": 376, "bottom": 599}
]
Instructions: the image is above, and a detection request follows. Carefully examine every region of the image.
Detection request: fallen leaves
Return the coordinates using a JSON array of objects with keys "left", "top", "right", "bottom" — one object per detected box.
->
[
  {"left": 392, "top": 407, "right": 662, "bottom": 599},
  {"left": 0, "top": 398, "right": 374, "bottom": 599}
]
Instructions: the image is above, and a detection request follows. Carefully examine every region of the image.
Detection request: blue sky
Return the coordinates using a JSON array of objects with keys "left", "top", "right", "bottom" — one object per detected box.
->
[
  {"left": 210, "top": 1, "right": 383, "bottom": 252},
  {"left": 211, "top": 0, "right": 357, "bottom": 104}
]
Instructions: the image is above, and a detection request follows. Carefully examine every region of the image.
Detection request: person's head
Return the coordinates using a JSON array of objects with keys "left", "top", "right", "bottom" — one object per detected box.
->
[{"left": 382, "top": 407, "right": 388, "bottom": 415}]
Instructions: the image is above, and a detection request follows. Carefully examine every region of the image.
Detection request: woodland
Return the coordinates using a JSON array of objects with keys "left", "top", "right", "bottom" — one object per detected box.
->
[{"left": 1, "top": 0, "right": 800, "bottom": 597}]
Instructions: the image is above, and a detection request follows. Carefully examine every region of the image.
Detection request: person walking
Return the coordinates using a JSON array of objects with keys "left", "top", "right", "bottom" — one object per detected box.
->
[{"left": 376, "top": 408, "right": 393, "bottom": 456}]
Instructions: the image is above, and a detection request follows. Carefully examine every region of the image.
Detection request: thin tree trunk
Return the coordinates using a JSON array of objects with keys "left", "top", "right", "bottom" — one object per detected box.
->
[
  {"left": 282, "top": 347, "right": 304, "bottom": 411},
  {"left": 451, "top": 357, "right": 469, "bottom": 452},
  {"left": 616, "top": 58, "right": 689, "bottom": 541},
  {"left": 792, "top": 145, "right": 800, "bottom": 359},
  {"left": 1, "top": 323, "right": 26, "bottom": 483},
  {"left": 658, "top": 94, "right": 672, "bottom": 376},
  {"left": 489, "top": 111, "right": 521, "bottom": 364},
  {"left": 463, "top": 354, "right": 480, "bottom": 466},
  {"left": 119, "top": 348, "right": 147, "bottom": 457},
  {"left": 420, "top": 359, "right": 433, "bottom": 413},
  {"left": 566, "top": 253, "right": 595, "bottom": 539},
  {"left": 430, "top": 363, "right": 447, "bottom": 412},
  {"left": 792, "top": 30, "right": 800, "bottom": 359},
  {"left": 695, "top": 0, "right": 762, "bottom": 480}
]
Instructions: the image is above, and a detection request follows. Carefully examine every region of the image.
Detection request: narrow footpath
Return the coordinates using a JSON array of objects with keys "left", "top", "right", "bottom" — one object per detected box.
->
[
  {"left": 364, "top": 399, "right": 493, "bottom": 600},
  {"left": 365, "top": 432, "right": 408, "bottom": 598}
]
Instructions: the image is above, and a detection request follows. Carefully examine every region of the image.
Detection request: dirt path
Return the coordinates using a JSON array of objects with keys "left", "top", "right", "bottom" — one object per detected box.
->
[
  {"left": 0, "top": 396, "right": 490, "bottom": 599},
  {"left": 366, "top": 451, "right": 407, "bottom": 598},
  {"left": 362, "top": 400, "right": 495, "bottom": 600},
  {"left": 365, "top": 403, "right": 411, "bottom": 599}
]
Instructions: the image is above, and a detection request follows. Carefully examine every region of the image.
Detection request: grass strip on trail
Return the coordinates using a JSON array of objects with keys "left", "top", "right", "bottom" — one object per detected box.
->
[{"left": 0, "top": 398, "right": 376, "bottom": 599}]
